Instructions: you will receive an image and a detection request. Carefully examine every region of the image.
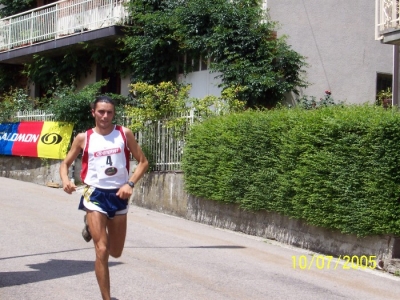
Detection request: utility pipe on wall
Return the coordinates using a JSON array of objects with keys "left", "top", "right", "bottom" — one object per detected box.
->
[{"left": 393, "top": 45, "right": 399, "bottom": 107}]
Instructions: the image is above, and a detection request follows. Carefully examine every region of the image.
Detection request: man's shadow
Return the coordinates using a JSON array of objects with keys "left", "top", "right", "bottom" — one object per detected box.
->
[{"left": 0, "top": 259, "right": 122, "bottom": 288}]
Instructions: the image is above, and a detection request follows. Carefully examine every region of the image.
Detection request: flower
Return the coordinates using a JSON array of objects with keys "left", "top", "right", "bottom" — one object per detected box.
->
[{"left": 325, "top": 90, "right": 331, "bottom": 95}]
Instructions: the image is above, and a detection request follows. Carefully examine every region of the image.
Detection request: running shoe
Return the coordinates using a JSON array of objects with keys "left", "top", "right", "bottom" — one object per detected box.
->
[{"left": 82, "top": 214, "right": 92, "bottom": 242}]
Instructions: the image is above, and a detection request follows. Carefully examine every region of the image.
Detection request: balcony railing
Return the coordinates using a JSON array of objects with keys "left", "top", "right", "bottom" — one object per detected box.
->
[
  {"left": 0, "top": 0, "right": 129, "bottom": 52},
  {"left": 376, "top": 0, "right": 400, "bottom": 40}
]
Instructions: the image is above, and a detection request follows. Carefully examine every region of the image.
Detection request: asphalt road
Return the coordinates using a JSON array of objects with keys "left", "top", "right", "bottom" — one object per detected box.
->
[{"left": 1, "top": 177, "right": 400, "bottom": 300}]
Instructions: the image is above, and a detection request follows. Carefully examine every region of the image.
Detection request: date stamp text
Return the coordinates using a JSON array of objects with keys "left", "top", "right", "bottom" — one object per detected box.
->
[{"left": 291, "top": 255, "right": 377, "bottom": 270}]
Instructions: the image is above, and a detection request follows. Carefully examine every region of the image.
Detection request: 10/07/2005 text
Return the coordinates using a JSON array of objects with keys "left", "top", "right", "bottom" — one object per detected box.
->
[{"left": 292, "top": 255, "right": 377, "bottom": 270}]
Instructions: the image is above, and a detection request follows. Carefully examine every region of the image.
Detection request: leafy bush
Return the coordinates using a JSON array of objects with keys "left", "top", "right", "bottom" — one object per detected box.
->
[
  {"left": 296, "top": 90, "right": 344, "bottom": 109},
  {"left": 0, "top": 65, "right": 27, "bottom": 94},
  {"left": 23, "top": 53, "right": 92, "bottom": 97},
  {"left": 376, "top": 87, "right": 392, "bottom": 108},
  {"left": 45, "top": 80, "right": 127, "bottom": 135},
  {"left": 0, "top": 88, "right": 36, "bottom": 122},
  {"left": 0, "top": 0, "right": 35, "bottom": 18},
  {"left": 125, "top": 81, "right": 246, "bottom": 133},
  {"left": 182, "top": 105, "right": 400, "bottom": 237}
]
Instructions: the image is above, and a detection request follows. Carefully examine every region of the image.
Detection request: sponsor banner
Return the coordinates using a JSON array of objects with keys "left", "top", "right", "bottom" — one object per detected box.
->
[{"left": 0, "top": 121, "right": 74, "bottom": 159}]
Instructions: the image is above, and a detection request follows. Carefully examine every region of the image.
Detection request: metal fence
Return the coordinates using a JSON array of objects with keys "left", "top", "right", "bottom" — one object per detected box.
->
[
  {"left": 14, "top": 109, "right": 195, "bottom": 171},
  {"left": 136, "top": 110, "right": 195, "bottom": 172},
  {"left": 14, "top": 110, "right": 55, "bottom": 121},
  {"left": 375, "top": 0, "right": 400, "bottom": 40},
  {"left": 0, "top": 0, "right": 129, "bottom": 51}
]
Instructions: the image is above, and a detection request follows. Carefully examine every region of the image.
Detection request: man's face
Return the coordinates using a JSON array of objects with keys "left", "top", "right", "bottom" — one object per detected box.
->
[{"left": 92, "top": 102, "right": 115, "bottom": 129}]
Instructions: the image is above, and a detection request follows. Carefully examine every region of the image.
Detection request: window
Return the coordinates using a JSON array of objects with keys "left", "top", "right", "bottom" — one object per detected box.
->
[
  {"left": 179, "top": 53, "right": 209, "bottom": 74},
  {"left": 97, "top": 66, "right": 121, "bottom": 95},
  {"left": 376, "top": 73, "right": 392, "bottom": 107},
  {"left": 186, "top": 52, "right": 200, "bottom": 72},
  {"left": 200, "top": 54, "right": 208, "bottom": 71},
  {"left": 376, "top": 73, "right": 392, "bottom": 95}
]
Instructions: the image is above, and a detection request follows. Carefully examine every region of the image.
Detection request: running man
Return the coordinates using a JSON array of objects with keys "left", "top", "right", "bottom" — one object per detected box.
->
[{"left": 60, "top": 95, "right": 148, "bottom": 300}]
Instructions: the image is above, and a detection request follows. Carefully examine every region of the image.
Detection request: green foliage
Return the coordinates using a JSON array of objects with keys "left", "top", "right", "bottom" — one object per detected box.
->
[
  {"left": 0, "top": 64, "right": 26, "bottom": 93},
  {"left": 376, "top": 87, "right": 392, "bottom": 108},
  {"left": 123, "top": 0, "right": 308, "bottom": 107},
  {"left": 123, "top": 1, "right": 181, "bottom": 83},
  {"left": 22, "top": 45, "right": 130, "bottom": 98},
  {"left": 86, "top": 43, "right": 130, "bottom": 76},
  {"left": 0, "top": 0, "right": 35, "bottom": 17},
  {"left": 45, "top": 80, "right": 127, "bottom": 135},
  {"left": 23, "top": 52, "right": 92, "bottom": 96},
  {"left": 126, "top": 81, "right": 189, "bottom": 131},
  {"left": 0, "top": 88, "right": 35, "bottom": 122},
  {"left": 125, "top": 81, "right": 246, "bottom": 133},
  {"left": 204, "top": 1, "right": 307, "bottom": 107},
  {"left": 296, "top": 90, "right": 344, "bottom": 109},
  {"left": 182, "top": 105, "right": 400, "bottom": 237},
  {"left": 192, "top": 85, "right": 248, "bottom": 118}
]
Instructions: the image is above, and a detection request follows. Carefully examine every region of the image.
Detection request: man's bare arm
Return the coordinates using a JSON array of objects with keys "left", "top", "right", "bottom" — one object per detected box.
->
[
  {"left": 125, "top": 128, "right": 149, "bottom": 183},
  {"left": 60, "top": 133, "right": 85, "bottom": 194},
  {"left": 116, "top": 128, "right": 149, "bottom": 199}
]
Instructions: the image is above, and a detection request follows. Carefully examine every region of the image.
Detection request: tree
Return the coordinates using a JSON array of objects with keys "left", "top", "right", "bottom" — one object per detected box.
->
[
  {"left": 0, "top": 64, "right": 26, "bottom": 94},
  {"left": 0, "top": 0, "right": 35, "bottom": 18},
  {"left": 23, "top": 51, "right": 92, "bottom": 97},
  {"left": 123, "top": 0, "right": 308, "bottom": 107}
]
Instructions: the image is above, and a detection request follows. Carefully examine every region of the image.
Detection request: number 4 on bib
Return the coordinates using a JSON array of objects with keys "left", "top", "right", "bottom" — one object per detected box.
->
[{"left": 106, "top": 156, "right": 113, "bottom": 166}]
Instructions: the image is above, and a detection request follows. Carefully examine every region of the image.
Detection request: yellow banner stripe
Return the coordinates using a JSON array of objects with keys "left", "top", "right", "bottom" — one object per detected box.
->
[{"left": 37, "top": 122, "right": 74, "bottom": 159}]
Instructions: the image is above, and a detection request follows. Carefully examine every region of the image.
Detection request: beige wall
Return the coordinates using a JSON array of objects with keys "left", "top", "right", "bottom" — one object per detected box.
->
[
  {"left": 76, "top": 63, "right": 97, "bottom": 91},
  {"left": 267, "top": 0, "right": 393, "bottom": 104}
]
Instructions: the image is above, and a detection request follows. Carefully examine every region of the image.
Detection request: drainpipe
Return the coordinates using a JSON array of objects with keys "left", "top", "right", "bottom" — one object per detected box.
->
[{"left": 393, "top": 45, "right": 399, "bottom": 107}]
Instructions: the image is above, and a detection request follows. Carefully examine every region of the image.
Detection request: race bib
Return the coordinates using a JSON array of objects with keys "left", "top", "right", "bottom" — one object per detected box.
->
[{"left": 93, "top": 147, "right": 125, "bottom": 180}]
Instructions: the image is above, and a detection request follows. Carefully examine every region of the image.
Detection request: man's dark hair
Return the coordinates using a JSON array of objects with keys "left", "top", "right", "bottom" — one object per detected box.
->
[{"left": 92, "top": 95, "right": 115, "bottom": 110}]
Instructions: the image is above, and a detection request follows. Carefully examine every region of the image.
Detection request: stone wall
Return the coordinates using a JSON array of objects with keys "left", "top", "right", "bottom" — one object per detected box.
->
[
  {"left": 132, "top": 172, "right": 400, "bottom": 273},
  {"left": 0, "top": 155, "right": 86, "bottom": 187},
  {"left": 0, "top": 155, "right": 64, "bottom": 186}
]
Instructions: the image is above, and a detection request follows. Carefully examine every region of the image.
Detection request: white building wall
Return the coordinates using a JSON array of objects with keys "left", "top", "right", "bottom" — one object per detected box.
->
[
  {"left": 28, "top": 82, "right": 35, "bottom": 99},
  {"left": 177, "top": 70, "right": 222, "bottom": 99},
  {"left": 76, "top": 64, "right": 96, "bottom": 91},
  {"left": 121, "top": 77, "right": 131, "bottom": 96},
  {"left": 267, "top": 0, "right": 393, "bottom": 104}
]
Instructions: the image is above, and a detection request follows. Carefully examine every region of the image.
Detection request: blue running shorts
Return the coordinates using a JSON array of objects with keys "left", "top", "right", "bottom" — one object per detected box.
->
[{"left": 78, "top": 186, "right": 129, "bottom": 219}]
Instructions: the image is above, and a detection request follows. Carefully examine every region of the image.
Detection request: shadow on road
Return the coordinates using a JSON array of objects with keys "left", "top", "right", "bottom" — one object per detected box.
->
[
  {"left": 125, "top": 245, "right": 246, "bottom": 249},
  {"left": 0, "top": 247, "right": 93, "bottom": 261},
  {"left": 0, "top": 259, "right": 122, "bottom": 288},
  {"left": 189, "top": 245, "right": 246, "bottom": 249}
]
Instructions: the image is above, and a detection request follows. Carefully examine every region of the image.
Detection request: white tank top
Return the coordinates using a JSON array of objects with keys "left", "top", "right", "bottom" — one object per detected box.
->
[{"left": 80, "top": 125, "right": 130, "bottom": 189}]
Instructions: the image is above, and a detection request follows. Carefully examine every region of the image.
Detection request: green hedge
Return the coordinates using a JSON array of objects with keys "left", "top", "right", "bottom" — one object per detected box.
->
[{"left": 182, "top": 105, "right": 400, "bottom": 237}]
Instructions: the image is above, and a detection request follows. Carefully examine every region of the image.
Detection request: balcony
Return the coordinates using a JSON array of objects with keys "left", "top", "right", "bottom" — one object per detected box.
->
[
  {"left": 375, "top": 0, "right": 400, "bottom": 44},
  {"left": 0, "top": 0, "right": 129, "bottom": 64}
]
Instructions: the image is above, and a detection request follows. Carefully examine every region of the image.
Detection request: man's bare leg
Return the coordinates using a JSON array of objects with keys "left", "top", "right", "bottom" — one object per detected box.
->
[
  {"left": 107, "top": 214, "right": 127, "bottom": 258},
  {"left": 87, "top": 211, "right": 111, "bottom": 300}
]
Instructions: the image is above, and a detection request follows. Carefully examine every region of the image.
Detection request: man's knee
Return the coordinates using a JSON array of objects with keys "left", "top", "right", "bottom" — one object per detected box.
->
[
  {"left": 109, "top": 248, "right": 123, "bottom": 258},
  {"left": 95, "top": 243, "right": 109, "bottom": 260}
]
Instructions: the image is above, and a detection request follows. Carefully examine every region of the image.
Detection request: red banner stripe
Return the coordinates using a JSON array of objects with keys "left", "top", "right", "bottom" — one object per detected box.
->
[{"left": 12, "top": 122, "right": 44, "bottom": 157}]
